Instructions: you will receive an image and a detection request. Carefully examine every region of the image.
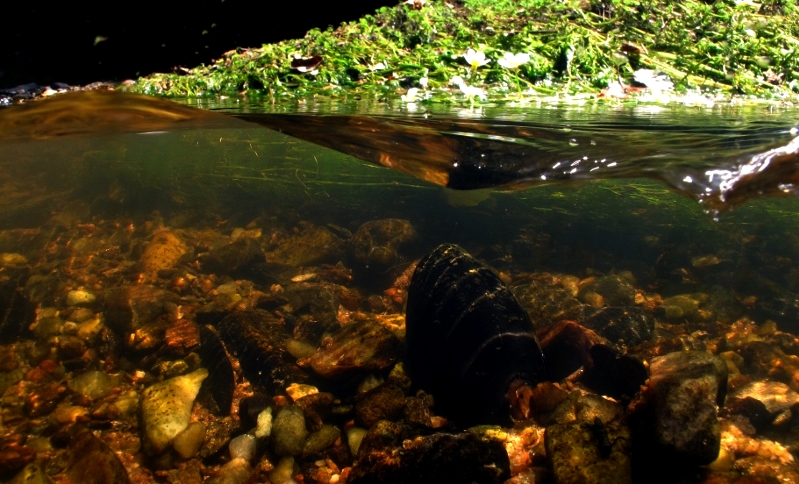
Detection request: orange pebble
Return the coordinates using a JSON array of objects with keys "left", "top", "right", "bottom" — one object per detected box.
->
[{"left": 39, "top": 359, "right": 58, "bottom": 373}]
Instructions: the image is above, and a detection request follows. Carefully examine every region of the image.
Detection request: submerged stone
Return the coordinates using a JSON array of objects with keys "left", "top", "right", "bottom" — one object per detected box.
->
[
  {"left": 303, "top": 320, "right": 400, "bottom": 380},
  {"left": 173, "top": 422, "right": 206, "bottom": 459},
  {"left": 354, "top": 382, "right": 406, "bottom": 429},
  {"left": 271, "top": 404, "right": 308, "bottom": 456},
  {"left": 139, "top": 229, "right": 187, "bottom": 277},
  {"left": 216, "top": 309, "right": 308, "bottom": 393},
  {"left": 66, "top": 427, "right": 131, "bottom": 484},
  {"left": 8, "top": 463, "right": 50, "bottom": 484},
  {"left": 67, "top": 370, "right": 119, "bottom": 400},
  {"left": 349, "top": 218, "right": 417, "bottom": 268},
  {"left": 349, "top": 429, "right": 510, "bottom": 484},
  {"left": 578, "top": 274, "right": 637, "bottom": 307},
  {"left": 141, "top": 368, "right": 208, "bottom": 455},
  {"left": 268, "top": 225, "right": 344, "bottom": 267},
  {"left": 582, "top": 306, "right": 655, "bottom": 347},
  {"left": 545, "top": 417, "right": 632, "bottom": 484},
  {"left": 638, "top": 350, "right": 728, "bottom": 467},
  {"left": 203, "top": 236, "right": 265, "bottom": 278},
  {"left": 104, "top": 285, "right": 172, "bottom": 333}
]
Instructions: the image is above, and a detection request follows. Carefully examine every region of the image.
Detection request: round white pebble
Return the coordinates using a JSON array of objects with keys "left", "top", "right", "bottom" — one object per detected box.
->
[{"left": 229, "top": 433, "right": 257, "bottom": 462}]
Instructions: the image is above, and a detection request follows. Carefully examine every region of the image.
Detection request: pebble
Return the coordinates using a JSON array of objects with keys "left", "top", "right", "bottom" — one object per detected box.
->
[
  {"left": 141, "top": 368, "right": 208, "bottom": 455},
  {"left": 545, "top": 418, "right": 631, "bottom": 484},
  {"left": 0, "top": 253, "right": 28, "bottom": 267},
  {"left": 347, "top": 427, "right": 368, "bottom": 456},
  {"left": 216, "top": 282, "right": 238, "bottom": 295},
  {"left": 286, "top": 383, "right": 318, "bottom": 401},
  {"left": 65, "top": 289, "right": 96, "bottom": 307},
  {"left": 206, "top": 458, "right": 252, "bottom": 484},
  {"left": 303, "top": 425, "right": 341, "bottom": 455},
  {"left": 66, "top": 428, "right": 131, "bottom": 484},
  {"left": 229, "top": 433, "right": 257, "bottom": 461},
  {"left": 139, "top": 229, "right": 187, "bottom": 276},
  {"left": 303, "top": 320, "right": 400, "bottom": 379},
  {"left": 8, "top": 463, "right": 50, "bottom": 484},
  {"left": 644, "top": 350, "right": 728, "bottom": 467},
  {"left": 269, "top": 456, "right": 297, "bottom": 484},
  {"left": 54, "top": 405, "right": 89, "bottom": 424},
  {"left": 354, "top": 383, "right": 406, "bottom": 428},
  {"left": 255, "top": 407, "right": 273, "bottom": 439},
  {"left": 272, "top": 405, "right": 308, "bottom": 456},
  {"left": 173, "top": 422, "right": 206, "bottom": 459}
]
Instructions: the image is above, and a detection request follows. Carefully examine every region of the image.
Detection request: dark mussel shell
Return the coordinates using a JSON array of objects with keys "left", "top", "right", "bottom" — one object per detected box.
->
[{"left": 405, "top": 243, "right": 546, "bottom": 426}]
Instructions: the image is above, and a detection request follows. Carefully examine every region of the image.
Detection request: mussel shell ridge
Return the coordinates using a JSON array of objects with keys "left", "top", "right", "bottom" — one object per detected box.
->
[{"left": 406, "top": 243, "right": 546, "bottom": 426}]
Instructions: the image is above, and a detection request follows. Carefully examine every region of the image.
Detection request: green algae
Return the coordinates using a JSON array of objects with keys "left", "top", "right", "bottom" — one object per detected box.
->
[{"left": 127, "top": 0, "right": 799, "bottom": 103}]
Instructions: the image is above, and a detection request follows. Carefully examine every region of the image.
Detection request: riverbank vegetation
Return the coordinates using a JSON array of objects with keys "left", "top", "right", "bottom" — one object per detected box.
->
[{"left": 129, "top": 0, "right": 799, "bottom": 103}]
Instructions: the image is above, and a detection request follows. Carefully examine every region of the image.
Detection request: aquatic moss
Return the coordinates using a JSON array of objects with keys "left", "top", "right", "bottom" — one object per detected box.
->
[{"left": 127, "top": 0, "right": 799, "bottom": 102}]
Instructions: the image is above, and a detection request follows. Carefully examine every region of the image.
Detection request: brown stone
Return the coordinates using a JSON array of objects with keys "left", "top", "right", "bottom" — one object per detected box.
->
[
  {"left": 268, "top": 225, "right": 345, "bottom": 267},
  {"left": 403, "top": 392, "right": 434, "bottom": 428},
  {"left": 294, "top": 392, "right": 335, "bottom": 432},
  {"left": 66, "top": 427, "right": 131, "bottom": 484},
  {"left": 165, "top": 319, "right": 200, "bottom": 354},
  {"left": 0, "top": 437, "right": 35, "bottom": 474},
  {"left": 24, "top": 381, "right": 66, "bottom": 417},
  {"left": 0, "top": 346, "right": 18, "bottom": 372},
  {"left": 355, "top": 383, "right": 406, "bottom": 429},
  {"left": 545, "top": 418, "right": 632, "bottom": 484},
  {"left": 104, "top": 285, "right": 172, "bottom": 334},
  {"left": 139, "top": 229, "right": 187, "bottom": 277},
  {"left": 349, "top": 429, "right": 510, "bottom": 484},
  {"left": 302, "top": 320, "right": 400, "bottom": 380},
  {"left": 348, "top": 219, "right": 417, "bottom": 268}
]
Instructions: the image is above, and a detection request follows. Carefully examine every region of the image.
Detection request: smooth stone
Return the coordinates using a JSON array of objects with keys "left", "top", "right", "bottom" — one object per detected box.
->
[
  {"left": 8, "top": 463, "right": 50, "bottom": 484},
  {"left": 0, "top": 253, "right": 27, "bottom": 267},
  {"left": 141, "top": 368, "right": 208, "bottom": 455},
  {"left": 173, "top": 422, "right": 206, "bottom": 459},
  {"left": 272, "top": 405, "right": 308, "bottom": 456},
  {"left": 347, "top": 427, "right": 368, "bottom": 456},
  {"left": 268, "top": 225, "right": 344, "bottom": 267},
  {"left": 303, "top": 425, "right": 341, "bottom": 455},
  {"left": 139, "top": 229, "right": 187, "bottom": 276},
  {"left": 67, "top": 370, "right": 118, "bottom": 400},
  {"left": 66, "top": 427, "right": 131, "bottom": 484},
  {"left": 303, "top": 320, "right": 400, "bottom": 380},
  {"left": 66, "top": 290, "right": 96, "bottom": 306},
  {"left": 229, "top": 433, "right": 257, "bottom": 462},
  {"left": 269, "top": 456, "right": 296, "bottom": 484},
  {"left": 206, "top": 458, "right": 252, "bottom": 484}
]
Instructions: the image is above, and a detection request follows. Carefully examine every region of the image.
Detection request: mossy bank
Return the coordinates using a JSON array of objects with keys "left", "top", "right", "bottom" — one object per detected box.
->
[{"left": 128, "top": 0, "right": 799, "bottom": 103}]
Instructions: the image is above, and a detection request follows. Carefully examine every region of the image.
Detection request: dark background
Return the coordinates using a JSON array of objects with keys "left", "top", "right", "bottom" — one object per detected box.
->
[{"left": 0, "top": 0, "right": 397, "bottom": 89}]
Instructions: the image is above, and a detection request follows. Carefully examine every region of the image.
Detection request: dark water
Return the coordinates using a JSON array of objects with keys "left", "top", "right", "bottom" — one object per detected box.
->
[{"left": 2, "top": 91, "right": 799, "bottom": 483}]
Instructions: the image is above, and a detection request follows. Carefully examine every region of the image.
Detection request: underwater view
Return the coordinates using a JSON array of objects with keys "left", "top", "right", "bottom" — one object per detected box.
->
[{"left": 2, "top": 91, "right": 799, "bottom": 484}]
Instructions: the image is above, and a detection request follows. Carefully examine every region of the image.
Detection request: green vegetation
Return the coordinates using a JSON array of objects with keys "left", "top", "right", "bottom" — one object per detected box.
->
[{"left": 128, "top": 0, "right": 799, "bottom": 103}]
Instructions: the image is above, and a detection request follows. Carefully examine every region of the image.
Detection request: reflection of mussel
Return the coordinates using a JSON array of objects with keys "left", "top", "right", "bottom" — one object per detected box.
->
[{"left": 405, "top": 243, "right": 547, "bottom": 426}]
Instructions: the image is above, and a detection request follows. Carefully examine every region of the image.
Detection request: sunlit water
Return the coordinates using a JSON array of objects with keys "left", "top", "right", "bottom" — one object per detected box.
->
[{"left": 2, "top": 91, "right": 799, "bottom": 483}]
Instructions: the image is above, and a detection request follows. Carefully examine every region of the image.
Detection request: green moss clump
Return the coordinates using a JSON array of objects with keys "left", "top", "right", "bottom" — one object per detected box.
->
[{"left": 127, "top": 0, "right": 799, "bottom": 102}]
